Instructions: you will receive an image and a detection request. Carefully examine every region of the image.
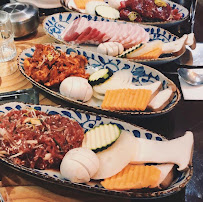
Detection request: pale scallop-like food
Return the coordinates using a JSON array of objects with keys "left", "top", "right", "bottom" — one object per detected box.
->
[
  {"left": 59, "top": 77, "right": 93, "bottom": 102},
  {"left": 60, "top": 148, "right": 99, "bottom": 183},
  {"left": 97, "top": 42, "right": 124, "bottom": 56}
]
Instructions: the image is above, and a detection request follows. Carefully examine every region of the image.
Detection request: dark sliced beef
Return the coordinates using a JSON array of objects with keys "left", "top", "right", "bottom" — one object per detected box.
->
[{"left": 119, "top": 0, "right": 172, "bottom": 22}]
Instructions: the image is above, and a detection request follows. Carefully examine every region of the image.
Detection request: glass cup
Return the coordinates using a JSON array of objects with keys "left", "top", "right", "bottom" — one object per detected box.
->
[{"left": 0, "top": 10, "right": 16, "bottom": 62}]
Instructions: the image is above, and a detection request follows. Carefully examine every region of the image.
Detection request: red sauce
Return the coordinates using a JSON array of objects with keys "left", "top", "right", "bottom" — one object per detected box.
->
[{"left": 0, "top": 109, "right": 84, "bottom": 170}]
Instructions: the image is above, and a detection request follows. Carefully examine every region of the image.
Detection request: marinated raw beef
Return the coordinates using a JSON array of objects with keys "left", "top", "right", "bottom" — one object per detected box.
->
[
  {"left": 119, "top": 0, "right": 182, "bottom": 22},
  {"left": 0, "top": 109, "right": 84, "bottom": 170}
]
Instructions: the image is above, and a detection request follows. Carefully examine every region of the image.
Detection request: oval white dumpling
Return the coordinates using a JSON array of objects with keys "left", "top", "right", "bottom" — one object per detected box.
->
[
  {"left": 65, "top": 148, "right": 100, "bottom": 178},
  {"left": 60, "top": 148, "right": 99, "bottom": 183},
  {"left": 60, "top": 159, "right": 90, "bottom": 183},
  {"left": 97, "top": 42, "right": 124, "bottom": 56},
  {"left": 59, "top": 77, "right": 93, "bottom": 102}
]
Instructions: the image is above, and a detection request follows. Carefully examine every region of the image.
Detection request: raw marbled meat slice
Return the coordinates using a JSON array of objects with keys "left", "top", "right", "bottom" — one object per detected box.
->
[
  {"left": 62, "top": 17, "right": 89, "bottom": 42},
  {"left": 61, "top": 18, "right": 81, "bottom": 42},
  {"left": 109, "top": 24, "right": 128, "bottom": 43},
  {"left": 102, "top": 22, "right": 120, "bottom": 42}
]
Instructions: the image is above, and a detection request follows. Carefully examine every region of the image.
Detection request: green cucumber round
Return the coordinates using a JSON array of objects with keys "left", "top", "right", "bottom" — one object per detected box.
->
[
  {"left": 82, "top": 124, "right": 121, "bottom": 152},
  {"left": 88, "top": 68, "right": 113, "bottom": 86}
]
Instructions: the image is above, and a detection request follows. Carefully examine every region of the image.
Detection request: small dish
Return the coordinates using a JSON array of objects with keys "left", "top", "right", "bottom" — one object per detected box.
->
[
  {"left": 42, "top": 12, "right": 185, "bottom": 66},
  {"left": 0, "top": 102, "right": 193, "bottom": 199},
  {"left": 60, "top": 0, "right": 189, "bottom": 28}
]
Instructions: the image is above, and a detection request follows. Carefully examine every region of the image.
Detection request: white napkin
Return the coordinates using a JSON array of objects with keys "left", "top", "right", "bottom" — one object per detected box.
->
[{"left": 179, "top": 69, "right": 203, "bottom": 100}]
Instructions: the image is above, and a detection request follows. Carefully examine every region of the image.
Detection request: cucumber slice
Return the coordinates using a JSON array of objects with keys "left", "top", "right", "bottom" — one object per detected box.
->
[
  {"left": 82, "top": 124, "right": 121, "bottom": 152},
  {"left": 93, "top": 70, "right": 132, "bottom": 94},
  {"left": 95, "top": 5, "right": 120, "bottom": 19},
  {"left": 117, "top": 43, "right": 143, "bottom": 58},
  {"left": 88, "top": 68, "right": 113, "bottom": 86},
  {"left": 85, "top": 1, "right": 109, "bottom": 15}
]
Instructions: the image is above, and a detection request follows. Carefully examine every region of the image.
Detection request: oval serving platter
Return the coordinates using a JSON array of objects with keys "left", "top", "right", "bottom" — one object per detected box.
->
[
  {"left": 60, "top": 0, "right": 189, "bottom": 28},
  {"left": 0, "top": 102, "right": 193, "bottom": 199},
  {"left": 17, "top": 43, "right": 181, "bottom": 117},
  {"left": 42, "top": 12, "right": 185, "bottom": 66}
]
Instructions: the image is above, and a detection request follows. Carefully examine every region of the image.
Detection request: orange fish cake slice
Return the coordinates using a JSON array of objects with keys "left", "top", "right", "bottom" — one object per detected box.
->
[
  {"left": 101, "top": 164, "right": 161, "bottom": 191},
  {"left": 101, "top": 89, "right": 151, "bottom": 111},
  {"left": 132, "top": 47, "right": 163, "bottom": 60},
  {"left": 74, "top": 0, "right": 103, "bottom": 9}
]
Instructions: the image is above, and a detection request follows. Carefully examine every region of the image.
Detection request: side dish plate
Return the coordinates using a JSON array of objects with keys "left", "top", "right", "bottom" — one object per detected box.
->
[
  {"left": 17, "top": 43, "right": 181, "bottom": 117},
  {"left": 0, "top": 102, "right": 193, "bottom": 199},
  {"left": 42, "top": 12, "right": 185, "bottom": 66},
  {"left": 60, "top": 0, "right": 189, "bottom": 28}
]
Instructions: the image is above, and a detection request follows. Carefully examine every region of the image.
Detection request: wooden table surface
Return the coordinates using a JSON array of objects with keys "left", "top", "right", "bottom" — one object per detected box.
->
[{"left": 0, "top": 6, "right": 203, "bottom": 201}]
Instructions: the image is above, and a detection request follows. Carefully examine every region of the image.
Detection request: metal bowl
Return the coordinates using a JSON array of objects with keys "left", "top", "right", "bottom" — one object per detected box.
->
[{"left": 1, "top": 2, "right": 39, "bottom": 38}]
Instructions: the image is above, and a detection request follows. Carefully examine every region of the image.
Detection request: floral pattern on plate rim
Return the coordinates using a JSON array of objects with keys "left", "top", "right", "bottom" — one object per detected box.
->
[
  {"left": 17, "top": 44, "right": 181, "bottom": 117},
  {"left": 0, "top": 102, "right": 193, "bottom": 199}
]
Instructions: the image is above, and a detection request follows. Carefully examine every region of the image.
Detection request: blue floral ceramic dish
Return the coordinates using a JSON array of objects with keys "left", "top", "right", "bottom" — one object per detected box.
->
[
  {"left": 0, "top": 102, "right": 193, "bottom": 199},
  {"left": 17, "top": 43, "right": 181, "bottom": 117},
  {"left": 60, "top": 0, "right": 189, "bottom": 28},
  {"left": 42, "top": 12, "right": 185, "bottom": 66}
]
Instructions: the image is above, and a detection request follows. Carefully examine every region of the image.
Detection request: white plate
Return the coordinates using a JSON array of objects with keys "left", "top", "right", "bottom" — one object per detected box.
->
[{"left": 60, "top": 0, "right": 189, "bottom": 28}]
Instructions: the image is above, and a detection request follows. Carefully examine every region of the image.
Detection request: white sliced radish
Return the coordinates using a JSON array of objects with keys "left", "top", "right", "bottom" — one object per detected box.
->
[
  {"left": 93, "top": 70, "right": 132, "bottom": 94},
  {"left": 92, "top": 131, "right": 136, "bottom": 179},
  {"left": 93, "top": 91, "right": 105, "bottom": 100},
  {"left": 95, "top": 5, "right": 120, "bottom": 19}
]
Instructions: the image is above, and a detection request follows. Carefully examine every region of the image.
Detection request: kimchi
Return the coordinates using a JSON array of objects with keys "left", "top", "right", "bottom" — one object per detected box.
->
[{"left": 24, "top": 44, "right": 89, "bottom": 87}]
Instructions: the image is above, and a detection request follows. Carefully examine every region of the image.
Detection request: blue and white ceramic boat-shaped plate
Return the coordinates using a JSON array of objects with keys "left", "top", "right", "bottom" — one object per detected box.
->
[
  {"left": 42, "top": 12, "right": 186, "bottom": 66},
  {"left": 0, "top": 102, "right": 193, "bottom": 199},
  {"left": 60, "top": 0, "right": 189, "bottom": 28},
  {"left": 17, "top": 43, "right": 181, "bottom": 117}
]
